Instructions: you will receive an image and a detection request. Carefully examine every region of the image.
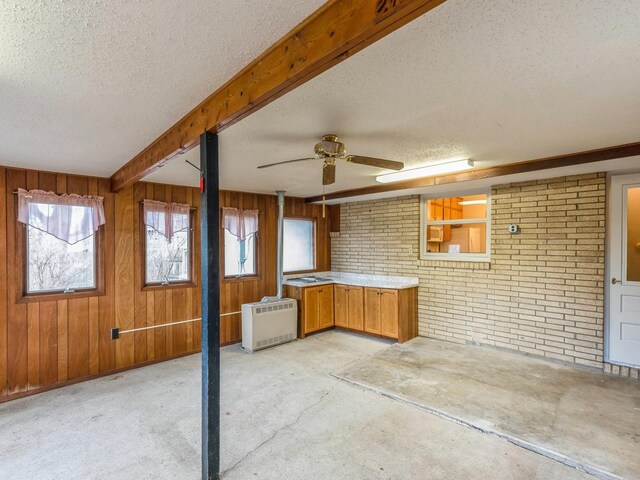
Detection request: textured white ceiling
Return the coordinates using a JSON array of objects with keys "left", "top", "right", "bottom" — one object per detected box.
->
[
  {"left": 146, "top": 0, "right": 640, "bottom": 197},
  {"left": 0, "top": 0, "right": 325, "bottom": 176}
]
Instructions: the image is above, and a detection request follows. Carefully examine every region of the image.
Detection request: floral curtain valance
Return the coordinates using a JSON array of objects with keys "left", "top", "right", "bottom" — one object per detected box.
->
[
  {"left": 222, "top": 207, "right": 259, "bottom": 241},
  {"left": 17, "top": 188, "right": 106, "bottom": 245},
  {"left": 143, "top": 199, "right": 190, "bottom": 242}
]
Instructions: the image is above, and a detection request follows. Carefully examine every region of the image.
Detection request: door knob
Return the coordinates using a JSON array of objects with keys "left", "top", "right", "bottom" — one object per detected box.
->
[{"left": 611, "top": 277, "right": 619, "bottom": 284}]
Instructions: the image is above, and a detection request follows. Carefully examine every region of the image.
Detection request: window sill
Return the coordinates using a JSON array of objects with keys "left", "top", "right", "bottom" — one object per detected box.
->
[
  {"left": 418, "top": 259, "right": 491, "bottom": 270},
  {"left": 222, "top": 275, "right": 261, "bottom": 284},
  {"left": 142, "top": 281, "right": 197, "bottom": 292},
  {"left": 18, "top": 288, "right": 105, "bottom": 304}
]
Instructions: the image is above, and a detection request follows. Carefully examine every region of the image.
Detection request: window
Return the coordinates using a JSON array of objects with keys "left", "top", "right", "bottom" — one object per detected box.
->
[
  {"left": 627, "top": 186, "right": 640, "bottom": 282},
  {"left": 221, "top": 207, "right": 259, "bottom": 279},
  {"left": 27, "top": 216, "right": 96, "bottom": 293},
  {"left": 17, "top": 189, "right": 105, "bottom": 297},
  {"left": 283, "top": 218, "right": 315, "bottom": 272},
  {"left": 143, "top": 201, "right": 192, "bottom": 286},
  {"left": 420, "top": 193, "right": 490, "bottom": 261},
  {"left": 224, "top": 229, "right": 257, "bottom": 278}
]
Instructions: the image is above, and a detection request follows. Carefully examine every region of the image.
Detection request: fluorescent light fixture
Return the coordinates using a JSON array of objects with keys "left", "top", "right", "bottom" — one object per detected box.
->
[
  {"left": 458, "top": 199, "right": 487, "bottom": 205},
  {"left": 376, "top": 159, "right": 474, "bottom": 183}
]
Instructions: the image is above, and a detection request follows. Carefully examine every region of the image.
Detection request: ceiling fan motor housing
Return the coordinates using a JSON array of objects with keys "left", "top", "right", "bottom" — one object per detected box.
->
[{"left": 315, "top": 134, "right": 347, "bottom": 158}]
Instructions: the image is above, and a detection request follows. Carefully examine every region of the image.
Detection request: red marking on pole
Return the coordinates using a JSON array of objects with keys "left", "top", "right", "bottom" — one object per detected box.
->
[{"left": 200, "top": 177, "right": 205, "bottom": 193}]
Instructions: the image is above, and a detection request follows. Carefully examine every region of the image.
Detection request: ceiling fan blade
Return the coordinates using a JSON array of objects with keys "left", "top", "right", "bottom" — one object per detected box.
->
[
  {"left": 322, "top": 161, "right": 336, "bottom": 185},
  {"left": 257, "top": 158, "right": 316, "bottom": 169},
  {"left": 347, "top": 156, "right": 404, "bottom": 171}
]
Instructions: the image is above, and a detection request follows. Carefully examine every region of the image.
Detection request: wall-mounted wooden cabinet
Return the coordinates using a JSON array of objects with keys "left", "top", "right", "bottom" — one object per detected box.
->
[
  {"left": 428, "top": 197, "right": 463, "bottom": 221},
  {"left": 427, "top": 197, "right": 462, "bottom": 251}
]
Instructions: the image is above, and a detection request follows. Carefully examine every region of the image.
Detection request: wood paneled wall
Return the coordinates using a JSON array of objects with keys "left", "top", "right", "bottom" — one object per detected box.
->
[
  {"left": 0, "top": 167, "right": 202, "bottom": 401},
  {"left": 0, "top": 166, "right": 332, "bottom": 402}
]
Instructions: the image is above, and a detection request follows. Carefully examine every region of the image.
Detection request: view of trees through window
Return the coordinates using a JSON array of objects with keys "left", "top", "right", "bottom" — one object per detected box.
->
[
  {"left": 145, "top": 214, "right": 191, "bottom": 284},
  {"left": 27, "top": 226, "right": 95, "bottom": 293},
  {"left": 224, "top": 230, "right": 256, "bottom": 277}
]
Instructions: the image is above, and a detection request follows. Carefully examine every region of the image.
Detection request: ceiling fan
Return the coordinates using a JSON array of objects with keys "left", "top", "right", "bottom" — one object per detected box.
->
[{"left": 257, "top": 134, "right": 404, "bottom": 185}]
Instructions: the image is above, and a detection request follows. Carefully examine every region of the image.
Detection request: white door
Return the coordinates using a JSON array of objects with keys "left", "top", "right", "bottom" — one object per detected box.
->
[{"left": 608, "top": 173, "right": 640, "bottom": 367}]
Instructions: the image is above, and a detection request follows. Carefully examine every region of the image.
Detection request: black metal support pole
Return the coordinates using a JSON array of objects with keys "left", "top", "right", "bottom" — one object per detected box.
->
[{"left": 200, "top": 131, "right": 220, "bottom": 480}]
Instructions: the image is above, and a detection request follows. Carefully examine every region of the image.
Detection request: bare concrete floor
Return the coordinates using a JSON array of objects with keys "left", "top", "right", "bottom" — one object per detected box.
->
[
  {"left": 1, "top": 331, "right": 596, "bottom": 480},
  {"left": 333, "top": 337, "right": 640, "bottom": 480}
]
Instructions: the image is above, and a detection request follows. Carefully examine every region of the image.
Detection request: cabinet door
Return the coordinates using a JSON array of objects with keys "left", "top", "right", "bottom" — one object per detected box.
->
[
  {"left": 364, "top": 288, "right": 381, "bottom": 334},
  {"left": 451, "top": 197, "right": 462, "bottom": 219},
  {"left": 347, "top": 286, "right": 364, "bottom": 331},
  {"left": 334, "top": 285, "right": 349, "bottom": 328},
  {"left": 317, "top": 286, "right": 335, "bottom": 329},
  {"left": 444, "top": 198, "right": 451, "bottom": 220},
  {"left": 380, "top": 289, "right": 399, "bottom": 338},
  {"left": 303, "top": 287, "right": 319, "bottom": 333}
]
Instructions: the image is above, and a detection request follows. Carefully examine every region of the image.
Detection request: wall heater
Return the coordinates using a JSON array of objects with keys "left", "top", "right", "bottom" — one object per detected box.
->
[{"left": 241, "top": 299, "right": 297, "bottom": 352}]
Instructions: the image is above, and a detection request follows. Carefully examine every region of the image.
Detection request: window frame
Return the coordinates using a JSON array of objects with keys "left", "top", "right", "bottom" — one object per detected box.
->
[
  {"left": 221, "top": 227, "right": 260, "bottom": 282},
  {"left": 283, "top": 216, "right": 317, "bottom": 274},
  {"left": 18, "top": 222, "right": 105, "bottom": 303},
  {"left": 141, "top": 205, "right": 197, "bottom": 291},
  {"left": 419, "top": 191, "right": 491, "bottom": 262}
]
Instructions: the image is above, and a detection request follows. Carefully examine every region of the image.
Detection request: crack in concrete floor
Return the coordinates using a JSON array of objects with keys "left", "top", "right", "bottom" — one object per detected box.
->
[
  {"left": 331, "top": 337, "right": 639, "bottom": 480},
  {"left": 331, "top": 374, "right": 623, "bottom": 480},
  {"left": 221, "top": 387, "right": 334, "bottom": 478}
]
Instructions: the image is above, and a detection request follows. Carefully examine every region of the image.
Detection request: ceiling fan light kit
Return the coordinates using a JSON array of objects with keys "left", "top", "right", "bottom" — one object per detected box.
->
[{"left": 376, "top": 158, "right": 474, "bottom": 183}]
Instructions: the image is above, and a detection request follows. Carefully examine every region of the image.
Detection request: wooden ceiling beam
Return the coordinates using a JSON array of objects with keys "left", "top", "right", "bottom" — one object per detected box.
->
[
  {"left": 304, "top": 141, "right": 640, "bottom": 203},
  {"left": 109, "top": 0, "right": 447, "bottom": 192}
]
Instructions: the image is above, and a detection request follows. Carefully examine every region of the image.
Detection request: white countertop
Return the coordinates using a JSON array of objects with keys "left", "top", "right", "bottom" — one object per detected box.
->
[{"left": 283, "top": 271, "right": 419, "bottom": 290}]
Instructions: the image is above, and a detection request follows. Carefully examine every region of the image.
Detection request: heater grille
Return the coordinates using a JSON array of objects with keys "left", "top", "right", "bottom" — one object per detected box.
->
[
  {"left": 256, "top": 332, "right": 296, "bottom": 348},
  {"left": 255, "top": 302, "right": 295, "bottom": 315}
]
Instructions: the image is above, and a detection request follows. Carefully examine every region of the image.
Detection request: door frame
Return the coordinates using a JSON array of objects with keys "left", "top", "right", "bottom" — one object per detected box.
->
[{"left": 605, "top": 170, "right": 640, "bottom": 367}]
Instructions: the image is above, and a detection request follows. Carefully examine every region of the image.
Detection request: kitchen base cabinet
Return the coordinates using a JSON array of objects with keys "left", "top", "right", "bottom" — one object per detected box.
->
[
  {"left": 316, "top": 286, "right": 335, "bottom": 330},
  {"left": 347, "top": 286, "right": 365, "bottom": 331},
  {"left": 364, "top": 288, "right": 382, "bottom": 334},
  {"left": 335, "top": 285, "right": 364, "bottom": 331},
  {"left": 380, "top": 289, "right": 399, "bottom": 338},
  {"left": 364, "top": 287, "right": 417, "bottom": 342},
  {"left": 335, "top": 285, "right": 349, "bottom": 328},
  {"left": 398, "top": 287, "right": 418, "bottom": 342},
  {"left": 284, "top": 284, "right": 334, "bottom": 338},
  {"left": 285, "top": 284, "right": 417, "bottom": 343},
  {"left": 364, "top": 288, "right": 398, "bottom": 337}
]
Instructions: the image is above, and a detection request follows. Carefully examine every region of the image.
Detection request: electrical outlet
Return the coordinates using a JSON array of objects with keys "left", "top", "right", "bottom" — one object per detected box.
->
[{"left": 508, "top": 224, "right": 519, "bottom": 234}]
